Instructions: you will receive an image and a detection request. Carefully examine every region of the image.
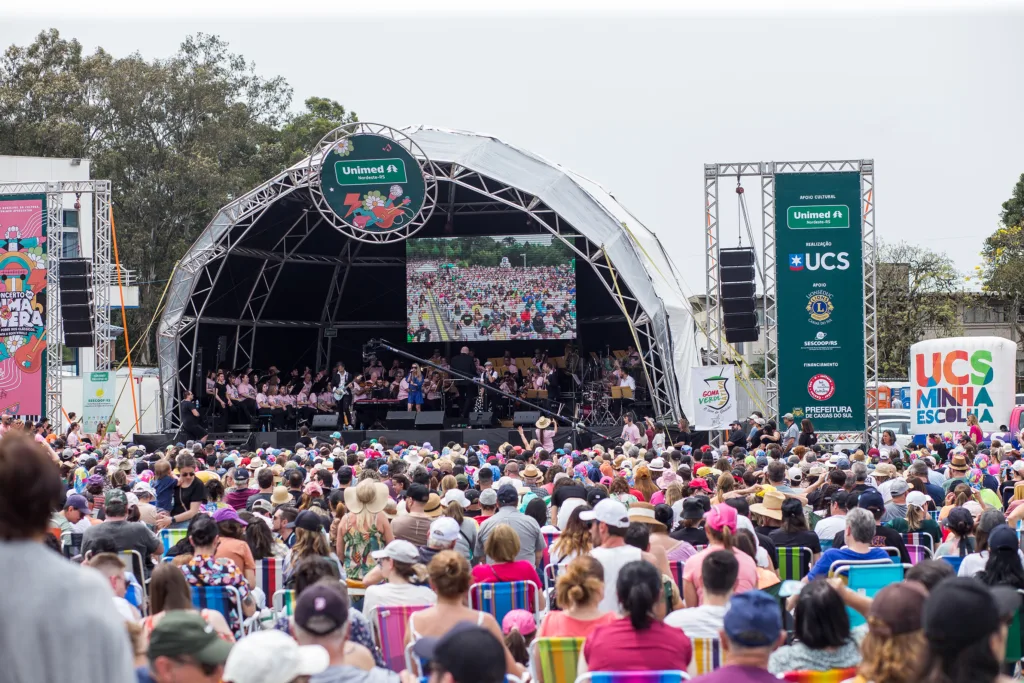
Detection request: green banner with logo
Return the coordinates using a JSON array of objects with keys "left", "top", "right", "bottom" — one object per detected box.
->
[
  {"left": 775, "top": 172, "right": 865, "bottom": 432},
  {"left": 319, "top": 133, "right": 426, "bottom": 234}
]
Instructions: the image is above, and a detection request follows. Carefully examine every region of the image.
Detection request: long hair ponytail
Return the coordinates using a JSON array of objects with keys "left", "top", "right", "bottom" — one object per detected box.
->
[{"left": 617, "top": 561, "right": 661, "bottom": 630}]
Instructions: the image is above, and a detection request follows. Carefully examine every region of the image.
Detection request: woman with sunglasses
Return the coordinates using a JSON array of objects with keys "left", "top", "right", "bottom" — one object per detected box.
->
[{"left": 156, "top": 453, "right": 208, "bottom": 530}]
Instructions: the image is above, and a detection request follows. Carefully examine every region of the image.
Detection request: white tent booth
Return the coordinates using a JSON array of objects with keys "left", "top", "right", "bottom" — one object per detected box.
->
[{"left": 157, "top": 124, "right": 698, "bottom": 432}]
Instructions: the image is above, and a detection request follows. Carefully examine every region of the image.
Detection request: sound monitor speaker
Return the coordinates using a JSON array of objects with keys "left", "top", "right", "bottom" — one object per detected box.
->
[
  {"left": 513, "top": 411, "right": 542, "bottom": 427},
  {"left": 344, "top": 430, "right": 366, "bottom": 444},
  {"left": 724, "top": 312, "right": 758, "bottom": 329},
  {"left": 440, "top": 429, "right": 464, "bottom": 445},
  {"left": 720, "top": 248, "right": 755, "bottom": 267},
  {"left": 721, "top": 282, "right": 755, "bottom": 299},
  {"left": 720, "top": 265, "right": 755, "bottom": 283},
  {"left": 719, "top": 247, "right": 759, "bottom": 344},
  {"left": 63, "top": 319, "right": 93, "bottom": 334},
  {"left": 311, "top": 413, "right": 339, "bottom": 430},
  {"left": 62, "top": 290, "right": 91, "bottom": 306},
  {"left": 468, "top": 411, "right": 495, "bottom": 427},
  {"left": 61, "top": 259, "right": 92, "bottom": 277},
  {"left": 386, "top": 411, "right": 417, "bottom": 429},
  {"left": 65, "top": 332, "right": 94, "bottom": 348},
  {"left": 62, "top": 304, "right": 93, "bottom": 321},
  {"left": 59, "top": 275, "right": 91, "bottom": 291},
  {"left": 415, "top": 411, "right": 445, "bottom": 429}
]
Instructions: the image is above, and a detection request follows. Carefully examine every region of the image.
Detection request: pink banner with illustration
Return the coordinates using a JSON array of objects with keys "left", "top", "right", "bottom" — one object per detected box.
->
[{"left": 0, "top": 196, "right": 47, "bottom": 416}]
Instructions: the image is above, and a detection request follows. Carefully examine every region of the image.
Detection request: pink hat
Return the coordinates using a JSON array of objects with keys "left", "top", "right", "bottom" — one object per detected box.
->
[
  {"left": 705, "top": 503, "right": 738, "bottom": 533},
  {"left": 501, "top": 609, "right": 536, "bottom": 636}
]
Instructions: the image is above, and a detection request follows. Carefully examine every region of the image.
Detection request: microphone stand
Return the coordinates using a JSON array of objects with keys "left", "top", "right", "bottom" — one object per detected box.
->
[{"left": 365, "top": 338, "right": 614, "bottom": 443}]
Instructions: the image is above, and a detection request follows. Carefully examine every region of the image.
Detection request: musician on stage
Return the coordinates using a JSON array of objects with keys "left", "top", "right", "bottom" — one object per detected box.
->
[
  {"left": 450, "top": 346, "right": 478, "bottom": 418},
  {"left": 237, "top": 374, "right": 258, "bottom": 424},
  {"left": 316, "top": 387, "right": 336, "bottom": 414},
  {"left": 542, "top": 361, "right": 561, "bottom": 415},
  {"left": 332, "top": 362, "right": 351, "bottom": 420},
  {"left": 478, "top": 361, "right": 499, "bottom": 412}
]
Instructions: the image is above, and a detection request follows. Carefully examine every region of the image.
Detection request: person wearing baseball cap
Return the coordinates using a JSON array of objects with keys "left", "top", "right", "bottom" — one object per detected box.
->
[
  {"left": 880, "top": 478, "right": 910, "bottom": 524},
  {"left": 578, "top": 498, "right": 643, "bottom": 612},
  {"left": 477, "top": 488, "right": 499, "bottom": 524},
  {"left": 222, "top": 630, "right": 328, "bottom": 683},
  {"left": 361, "top": 540, "right": 437, "bottom": 618},
  {"left": 413, "top": 622, "right": 507, "bottom": 683},
  {"left": 475, "top": 484, "right": 544, "bottom": 566},
  {"left": 148, "top": 610, "right": 234, "bottom": 682},
  {"left": 921, "top": 577, "right": 1021, "bottom": 683},
  {"left": 81, "top": 487, "right": 160, "bottom": 578},
  {"left": 293, "top": 582, "right": 403, "bottom": 682},
  {"left": 686, "top": 590, "right": 784, "bottom": 682}
]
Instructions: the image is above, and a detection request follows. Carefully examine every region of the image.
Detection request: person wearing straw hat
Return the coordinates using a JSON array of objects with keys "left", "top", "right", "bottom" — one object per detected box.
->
[
  {"left": 337, "top": 480, "right": 394, "bottom": 581},
  {"left": 749, "top": 490, "right": 785, "bottom": 534},
  {"left": 519, "top": 415, "right": 557, "bottom": 452},
  {"left": 943, "top": 454, "right": 972, "bottom": 492}
]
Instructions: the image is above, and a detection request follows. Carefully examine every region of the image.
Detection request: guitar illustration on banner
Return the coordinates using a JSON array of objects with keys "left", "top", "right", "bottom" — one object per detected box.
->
[{"left": 14, "top": 330, "right": 45, "bottom": 373}]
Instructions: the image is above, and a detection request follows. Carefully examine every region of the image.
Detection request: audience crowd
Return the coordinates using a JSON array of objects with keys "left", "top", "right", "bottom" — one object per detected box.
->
[{"left": 3, "top": 410, "right": 1024, "bottom": 683}]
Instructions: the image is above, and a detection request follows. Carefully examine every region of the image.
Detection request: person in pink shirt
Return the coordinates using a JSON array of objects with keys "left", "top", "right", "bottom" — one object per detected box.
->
[
  {"left": 470, "top": 524, "right": 546, "bottom": 611},
  {"left": 682, "top": 503, "right": 758, "bottom": 606}
]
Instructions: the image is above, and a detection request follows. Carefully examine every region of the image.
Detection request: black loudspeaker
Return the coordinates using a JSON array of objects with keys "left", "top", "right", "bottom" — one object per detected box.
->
[
  {"left": 513, "top": 411, "right": 542, "bottom": 427},
  {"left": 415, "top": 411, "right": 445, "bottom": 429},
  {"left": 440, "top": 429, "right": 464, "bottom": 446},
  {"left": 508, "top": 429, "right": 523, "bottom": 444},
  {"left": 386, "top": 411, "right": 417, "bottom": 429},
  {"left": 468, "top": 411, "right": 495, "bottom": 427},
  {"left": 59, "top": 257, "right": 94, "bottom": 348},
  {"left": 311, "top": 413, "right": 339, "bottom": 430},
  {"left": 719, "top": 247, "right": 759, "bottom": 344}
]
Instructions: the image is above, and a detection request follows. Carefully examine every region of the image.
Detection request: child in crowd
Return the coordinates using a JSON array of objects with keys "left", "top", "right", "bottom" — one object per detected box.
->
[
  {"left": 152, "top": 459, "right": 175, "bottom": 512},
  {"left": 502, "top": 610, "right": 536, "bottom": 668}
]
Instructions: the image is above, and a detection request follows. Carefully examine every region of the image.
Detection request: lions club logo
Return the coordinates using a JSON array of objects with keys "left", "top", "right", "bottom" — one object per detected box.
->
[{"left": 806, "top": 290, "right": 834, "bottom": 324}]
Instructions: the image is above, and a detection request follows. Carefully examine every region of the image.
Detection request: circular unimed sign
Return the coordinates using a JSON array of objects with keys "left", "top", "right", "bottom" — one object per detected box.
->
[
  {"left": 807, "top": 374, "right": 836, "bottom": 401},
  {"left": 309, "top": 123, "right": 436, "bottom": 243}
]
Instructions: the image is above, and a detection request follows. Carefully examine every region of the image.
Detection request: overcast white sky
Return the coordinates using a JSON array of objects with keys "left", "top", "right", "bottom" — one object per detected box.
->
[{"left": 3, "top": 5, "right": 1023, "bottom": 292}]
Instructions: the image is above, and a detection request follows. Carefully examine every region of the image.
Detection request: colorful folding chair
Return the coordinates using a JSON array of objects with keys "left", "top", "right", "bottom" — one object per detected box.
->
[
  {"left": 689, "top": 636, "right": 722, "bottom": 677},
  {"left": 159, "top": 528, "right": 188, "bottom": 555},
  {"left": 667, "top": 560, "right": 685, "bottom": 590},
  {"left": 692, "top": 544, "right": 708, "bottom": 553},
  {"left": 120, "top": 549, "right": 148, "bottom": 614},
  {"left": 543, "top": 531, "right": 561, "bottom": 548},
  {"left": 574, "top": 671, "right": 688, "bottom": 683},
  {"left": 254, "top": 558, "right": 284, "bottom": 597},
  {"left": 190, "top": 585, "right": 247, "bottom": 638},
  {"left": 902, "top": 531, "right": 935, "bottom": 552},
  {"left": 469, "top": 581, "right": 541, "bottom": 626},
  {"left": 369, "top": 604, "right": 431, "bottom": 673},
  {"left": 780, "top": 667, "right": 857, "bottom": 682},
  {"left": 530, "top": 637, "right": 584, "bottom": 683},
  {"left": 835, "top": 563, "right": 904, "bottom": 628},
  {"left": 929, "top": 510, "right": 940, "bottom": 522},
  {"left": 775, "top": 547, "right": 814, "bottom": 581},
  {"left": 272, "top": 589, "right": 296, "bottom": 616},
  {"left": 904, "top": 544, "right": 932, "bottom": 565},
  {"left": 545, "top": 563, "right": 567, "bottom": 591},
  {"left": 940, "top": 555, "right": 965, "bottom": 574}
]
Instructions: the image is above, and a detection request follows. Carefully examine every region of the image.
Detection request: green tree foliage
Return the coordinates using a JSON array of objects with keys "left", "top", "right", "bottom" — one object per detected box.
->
[
  {"left": 1001, "top": 172, "right": 1024, "bottom": 230},
  {"left": 877, "top": 241, "right": 965, "bottom": 378},
  {"left": 0, "top": 29, "right": 357, "bottom": 363}
]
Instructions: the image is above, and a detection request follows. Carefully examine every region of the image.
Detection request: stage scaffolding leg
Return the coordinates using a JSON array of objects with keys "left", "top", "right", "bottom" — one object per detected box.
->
[{"left": 45, "top": 185, "right": 63, "bottom": 425}]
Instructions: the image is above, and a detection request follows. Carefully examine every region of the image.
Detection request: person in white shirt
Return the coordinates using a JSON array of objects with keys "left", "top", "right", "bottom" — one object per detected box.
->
[
  {"left": 581, "top": 499, "right": 654, "bottom": 613},
  {"left": 665, "top": 549, "right": 737, "bottom": 676},
  {"left": 813, "top": 490, "right": 850, "bottom": 543},
  {"left": 361, "top": 539, "right": 437, "bottom": 619},
  {"left": 620, "top": 414, "right": 641, "bottom": 444}
]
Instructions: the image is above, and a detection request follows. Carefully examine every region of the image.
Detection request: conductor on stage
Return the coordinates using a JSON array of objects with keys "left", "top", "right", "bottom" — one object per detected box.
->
[{"left": 450, "top": 346, "right": 478, "bottom": 417}]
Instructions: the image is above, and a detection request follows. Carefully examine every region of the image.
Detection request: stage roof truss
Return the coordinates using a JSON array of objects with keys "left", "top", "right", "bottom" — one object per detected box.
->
[{"left": 159, "top": 127, "right": 699, "bottom": 428}]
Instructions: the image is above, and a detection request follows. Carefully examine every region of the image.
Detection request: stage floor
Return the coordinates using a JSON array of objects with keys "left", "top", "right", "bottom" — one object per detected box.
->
[{"left": 135, "top": 425, "right": 623, "bottom": 453}]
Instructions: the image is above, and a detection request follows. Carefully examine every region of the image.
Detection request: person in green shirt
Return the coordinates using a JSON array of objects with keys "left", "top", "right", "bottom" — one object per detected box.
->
[{"left": 885, "top": 490, "right": 942, "bottom": 550}]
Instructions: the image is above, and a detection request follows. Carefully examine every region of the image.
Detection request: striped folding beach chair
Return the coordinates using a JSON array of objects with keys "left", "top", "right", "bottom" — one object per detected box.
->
[
  {"left": 688, "top": 636, "right": 722, "bottom": 677},
  {"left": 667, "top": 560, "right": 685, "bottom": 590},
  {"left": 902, "top": 531, "right": 935, "bottom": 552},
  {"left": 190, "top": 585, "right": 247, "bottom": 638},
  {"left": 530, "top": 637, "right": 584, "bottom": 683},
  {"left": 369, "top": 604, "right": 431, "bottom": 673},
  {"left": 929, "top": 510, "right": 940, "bottom": 522},
  {"left": 774, "top": 547, "right": 813, "bottom": 581},
  {"left": 692, "top": 544, "right": 708, "bottom": 553},
  {"left": 254, "top": 558, "right": 284, "bottom": 597},
  {"left": 574, "top": 671, "right": 688, "bottom": 683},
  {"left": 159, "top": 528, "right": 188, "bottom": 555},
  {"left": 272, "top": 589, "right": 296, "bottom": 616},
  {"left": 470, "top": 581, "right": 540, "bottom": 626},
  {"left": 119, "top": 549, "right": 148, "bottom": 614},
  {"left": 780, "top": 667, "right": 857, "bottom": 682},
  {"left": 542, "top": 531, "right": 561, "bottom": 548}
]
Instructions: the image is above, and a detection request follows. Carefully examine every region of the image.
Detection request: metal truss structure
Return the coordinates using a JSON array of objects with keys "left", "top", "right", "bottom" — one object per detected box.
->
[
  {"left": 704, "top": 160, "right": 877, "bottom": 440},
  {"left": 159, "top": 141, "right": 684, "bottom": 429},
  {"left": 0, "top": 180, "right": 113, "bottom": 425}
]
